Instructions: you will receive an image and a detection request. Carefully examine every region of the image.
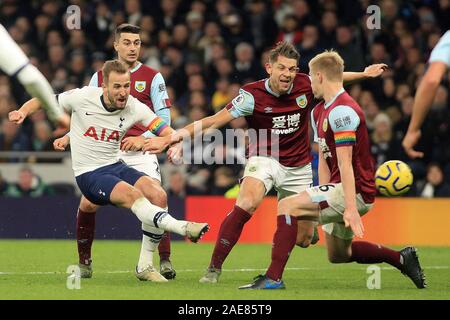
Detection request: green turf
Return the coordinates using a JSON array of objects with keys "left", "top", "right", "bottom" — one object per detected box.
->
[{"left": 0, "top": 240, "right": 449, "bottom": 300}]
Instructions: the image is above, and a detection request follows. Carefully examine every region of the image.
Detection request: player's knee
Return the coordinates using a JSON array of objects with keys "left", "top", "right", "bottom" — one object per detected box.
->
[
  {"left": 145, "top": 186, "right": 167, "bottom": 208},
  {"left": 79, "top": 197, "right": 97, "bottom": 213},
  {"left": 127, "top": 188, "right": 144, "bottom": 205},
  {"left": 236, "top": 196, "right": 258, "bottom": 214},
  {"left": 296, "top": 234, "right": 312, "bottom": 248},
  {"left": 278, "top": 198, "right": 293, "bottom": 216}
]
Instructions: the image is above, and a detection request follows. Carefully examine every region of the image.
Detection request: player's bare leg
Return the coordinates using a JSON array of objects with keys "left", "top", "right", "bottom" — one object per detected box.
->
[
  {"left": 241, "top": 190, "right": 426, "bottom": 289},
  {"left": 278, "top": 190, "right": 318, "bottom": 248},
  {"left": 134, "top": 177, "right": 175, "bottom": 280},
  {"left": 76, "top": 196, "right": 99, "bottom": 278},
  {"left": 240, "top": 191, "right": 318, "bottom": 289},
  {"left": 200, "top": 177, "right": 317, "bottom": 284},
  {"left": 199, "top": 177, "right": 265, "bottom": 283},
  {"left": 296, "top": 219, "right": 318, "bottom": 248},
  {"left": 111, "top": 178, "right": 209, "bottom": 242}
]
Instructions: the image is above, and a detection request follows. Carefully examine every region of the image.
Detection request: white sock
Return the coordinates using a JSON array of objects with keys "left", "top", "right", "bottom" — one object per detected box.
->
[
  {"left": 137, "top": 223, "right": 164, "bottom": 273},
  {"left": 131, "top": 197, "right": 188, "bottom": 235}
]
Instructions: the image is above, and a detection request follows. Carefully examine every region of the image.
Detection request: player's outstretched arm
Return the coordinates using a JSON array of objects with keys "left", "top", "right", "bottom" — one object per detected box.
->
[
  {"left": 8, "top": 97, "right": 43, "bottom": 124},
  {"left": 143, "top": 108, "right": 234, "bottom": 154},
  {"left": 336, "top": 146, "right": 364, "bottom": 238},
  {"left": 402, "top": 61, "right": 447, "bottom": 159},
  {"left": 342, "top": 64, "right": 388, "bottom": 84},
  {"left": 122, "top": 122, "right": 176, "bottom": 152}
]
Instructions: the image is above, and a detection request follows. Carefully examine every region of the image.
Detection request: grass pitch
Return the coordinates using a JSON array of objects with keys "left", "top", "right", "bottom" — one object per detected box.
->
[{"left": 0, "top": 240, "right": 449, "bottom": 300}]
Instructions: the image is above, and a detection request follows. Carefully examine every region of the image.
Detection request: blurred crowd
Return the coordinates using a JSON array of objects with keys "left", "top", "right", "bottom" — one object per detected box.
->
[{"left": 0, "top": 0, "right": 449, "bottom": 198}]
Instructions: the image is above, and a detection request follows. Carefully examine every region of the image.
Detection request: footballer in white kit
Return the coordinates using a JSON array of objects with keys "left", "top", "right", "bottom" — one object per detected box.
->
[
  {"left": 9, "top": 61, "right": 210, "bottom": 280},
  {"left": 56, "top": 85, "right": 167, "bottom": 203}
]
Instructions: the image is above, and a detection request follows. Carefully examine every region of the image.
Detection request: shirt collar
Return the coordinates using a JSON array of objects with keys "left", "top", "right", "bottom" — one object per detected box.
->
[
  {"left": 130, "top": 62, "right": 142, "bottom": 73},
  {"left": 324, "top": 88, "right": 345, "bottom": 109}
]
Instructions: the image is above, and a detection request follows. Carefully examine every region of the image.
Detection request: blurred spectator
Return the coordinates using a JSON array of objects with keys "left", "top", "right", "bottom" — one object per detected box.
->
[
  {"left": 335, "top": 25, "right": 365, "bottom": 73},
  {"left": 176, "top": 74, "right": 206, "bottom": 110},
  {"left": 291, "top": 0, "right": 317, "bottom": 28},
  {"left": 245, "top": 0, "right": 278, "bottom": 54},
  {"left": 212, "top": 77, "right": 231, "bottom": 112},
  {"left": 198, "top": 22, "right": 224, "bottom": 64},
  {"left": 0, "top": 171, "right": 11, "bottom": 195},
  {"left": 211, "top": 166, "right": 238, "bottom": 195},
  {"left": 221, "top": 13, "right": 253, "bottom": 51},
  {"left": 379, "top": 77, "right": 397, "bottom": 109},
  {"left": 31, "top": 120, "right": 53, "bottom": 152},
  {"left": 319, "top": 10, "right": 338, "bottom": 49},
  {"left": 186, "top": 168, "right": 210, "bottom": 195},
  {"left": 276, "top": 14, "right": 302, "bottom": 46},
  {"left": 185, "top": 10, "right": 204, "bottom": 49},
  {"left": 168, "top": 170, "right": 186, "bottom": 199},
  {"left": 5, "top": 166, "right": 54, "bottom": 197},
  {"left": 86, "top": 1, "right": 113, "bottom": 49},
  {"left": 0, "top": 118, "right": 31, "bottom": 154},
  {"left": 158, "top": 0, "right": 182, "bottom": 31},
  {"left": 296, "top": 24, "right": 321, "bottom": 73},
  {"left": 139, "top": 15, "right": 157, "bottom": 46},
  {"left": 233, "top": 42, "right": 261, "bottom": 83},
  {"left": 172, "top": 24, "right": 189, "bottom": 51},
  {"left": 370, "top": 113, "right": 394, "bottom": 166},
  {"left": 416, "top": 163, "right": 450, "bottom": 198},
  {"left": 125, "top": 0, "right": 142, "bottom": 26}
]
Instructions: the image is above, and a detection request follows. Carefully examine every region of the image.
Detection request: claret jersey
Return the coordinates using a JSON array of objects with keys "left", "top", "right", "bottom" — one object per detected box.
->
[
  {"left": 311, "top": 88, "right": 376, "bottom": 203},
  {"left": 226, "top": 73, "right": 315, "bottom": 167}
]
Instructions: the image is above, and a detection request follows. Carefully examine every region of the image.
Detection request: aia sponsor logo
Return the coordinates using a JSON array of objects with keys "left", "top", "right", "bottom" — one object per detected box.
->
[{"left": 84, "top": 127, "right": 119, "bottom": 142}]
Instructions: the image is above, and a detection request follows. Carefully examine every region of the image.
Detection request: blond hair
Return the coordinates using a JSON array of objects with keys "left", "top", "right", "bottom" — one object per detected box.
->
[
  {"left": 102, "top": 60, "right": 129, "bottom": 84},
  {"left": 308, "top": 50, "right": 344, "bottom": 82}
]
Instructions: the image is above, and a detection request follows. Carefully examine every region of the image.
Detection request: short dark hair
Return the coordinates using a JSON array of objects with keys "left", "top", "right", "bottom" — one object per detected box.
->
[
  {"left": 268, "top": 41, "right": 300, "bottom": 64},
  {"left": 115, "top": 23, "right": 141, "bottom": 40},
  {"left": 102, "top": 60, "right": 129, "bottom": 84}
]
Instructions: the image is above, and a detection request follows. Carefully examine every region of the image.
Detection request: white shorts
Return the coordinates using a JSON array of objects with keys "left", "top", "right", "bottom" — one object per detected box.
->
[
  {"left": 305, "top": 183, "right": 373, "bottom": 240},
  {"left": 118, "top": 150, "right": 161, "bottom": 182},
  {"left": 242, "top": 156, "right": 313, "bottom": 199}
]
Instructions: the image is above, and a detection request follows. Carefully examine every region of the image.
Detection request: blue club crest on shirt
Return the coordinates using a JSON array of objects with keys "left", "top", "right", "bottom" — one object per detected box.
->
[
  {"left": 296, "top": 94, "right": 308, "bottom": 108},
  {"left": 135, "top": 81, "right": 146, "bottom": 92}
]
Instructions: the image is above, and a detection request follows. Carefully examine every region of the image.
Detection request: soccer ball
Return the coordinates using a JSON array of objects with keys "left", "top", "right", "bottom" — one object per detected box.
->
[{"left": 375, "top": 160, "right": 413, "bottom": 196}]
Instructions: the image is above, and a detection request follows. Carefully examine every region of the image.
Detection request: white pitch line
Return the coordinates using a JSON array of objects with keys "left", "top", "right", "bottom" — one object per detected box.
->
[{"left": 1, "top": 266, "right": 449, "bottom": 276}]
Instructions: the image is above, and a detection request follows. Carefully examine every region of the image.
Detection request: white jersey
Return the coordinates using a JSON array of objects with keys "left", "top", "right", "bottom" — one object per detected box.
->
[
  {"left": 57, "top": 86, "right": 168, "bottom": 176},
  {"left": 0, "top": 24, "right": 29, "bottom": 76}
]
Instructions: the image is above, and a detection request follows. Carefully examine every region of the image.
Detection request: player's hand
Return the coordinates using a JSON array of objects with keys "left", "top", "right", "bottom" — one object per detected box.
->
[
  {"left": 343, "top": 208, "right": 364, "bottom": 238},
  {"left": 364, "top": 64, "right": 388, "bottom": 78},
  {"left": 142, "top": 136, "right": 171, "bottom": 154},
  {"left": 402, "top": 129, "right": 424, "bottom": 159},
  {"left": 8, "top": 110, "right": 26, "bottom": 124},
  {"left": 167, "top": 142, "right": 183, "bottom": 165},
  {"left": 121, "top": 136, "right": 145, "bottom": 152},
  {"left": 53, "top": 135, "right": 70, "bottom": 151}
]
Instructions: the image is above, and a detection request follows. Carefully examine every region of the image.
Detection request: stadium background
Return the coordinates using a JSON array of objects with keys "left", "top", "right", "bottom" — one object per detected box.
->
[{"left": 0, "top": 0, "right": 449, "bottom": 245}]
